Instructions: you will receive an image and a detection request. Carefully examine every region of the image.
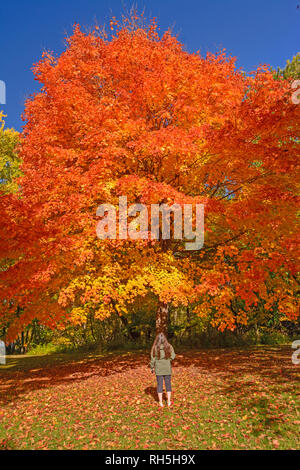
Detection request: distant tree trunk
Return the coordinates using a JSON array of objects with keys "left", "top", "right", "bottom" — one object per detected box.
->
[
  {"left": 118, "top": 314, "right": 139, "bottom": 340},
  {"left": 89, "top": 314, "right": 97, "bottom": 342},
  {"left": 186, "top": 306, "right": 192, "bottom": 337},
  {"left": 156, "top": 301, "right": 169, "bottom": 336},
  {"left": 111, "top": 300, "right": 139, "bottom": 340},
  {"left": 255, "top": 323, "right": 260, "bottom": 343},
  {"left": 21, "top": 331, "right": 25, "bottom": 354}
]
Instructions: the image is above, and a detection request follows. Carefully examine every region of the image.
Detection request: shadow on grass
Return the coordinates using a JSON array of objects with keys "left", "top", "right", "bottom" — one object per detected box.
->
[
  {"left": 144, "top": 385, "right": 159, "bottom": 403},
  {"left": 193, "top": 345, "right": 299, "bottom": 431},
  {"left": 0, "top": 350, "right": 149, "bottom": 405},
  {"left": 0, "top": 345, "right": 298, "bottom": 411}
]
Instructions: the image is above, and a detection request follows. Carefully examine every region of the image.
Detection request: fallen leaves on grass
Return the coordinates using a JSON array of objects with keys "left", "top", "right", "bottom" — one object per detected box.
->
[{"left": 0, "top": 346, "right": 299, "bottom": 450}]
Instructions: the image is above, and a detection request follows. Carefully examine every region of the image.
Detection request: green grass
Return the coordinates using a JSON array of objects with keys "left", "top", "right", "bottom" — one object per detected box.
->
[{"left": 0, "top": 345, "right": 299, "bottom": 450}]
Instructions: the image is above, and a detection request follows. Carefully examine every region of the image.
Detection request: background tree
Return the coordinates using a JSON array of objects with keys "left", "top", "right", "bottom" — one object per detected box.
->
[
  {"left": 0, "top": 113, "right": 21, "bottom": 194},
  {"left": 273, "top": 53, "right": 300, "bottom": 80}
]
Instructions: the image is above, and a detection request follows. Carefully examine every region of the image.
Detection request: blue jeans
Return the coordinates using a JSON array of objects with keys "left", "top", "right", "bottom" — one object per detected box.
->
[{"left": 156, "top": 375, "right": 172, "bottom": 393}]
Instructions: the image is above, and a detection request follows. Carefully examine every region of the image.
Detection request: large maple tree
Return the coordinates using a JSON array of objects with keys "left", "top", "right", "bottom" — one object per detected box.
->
[{"left": 0, "top": 16, "right": 299, "bottom": 341}]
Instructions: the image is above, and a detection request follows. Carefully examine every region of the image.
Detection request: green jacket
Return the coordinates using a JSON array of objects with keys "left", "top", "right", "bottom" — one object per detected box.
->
[{"left": 150, "top": 344, "right": 176, "bottom": 376}]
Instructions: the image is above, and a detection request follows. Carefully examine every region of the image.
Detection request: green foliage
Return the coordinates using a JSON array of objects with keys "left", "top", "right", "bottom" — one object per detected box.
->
[
  {"left": 27, "top": 342, "right": 71, "bottom": 356},
  {"left": 258, "top": 330, "right": 292, "bottom": 345},
  {"left": 272, "top": 53, "right": 300, "bottom": 80},
  {"left": 0, "top": 114, "right": 21, "bottom": 194},
  {"left": 22, "top": 305, "right": 298, "bottom": 356}
]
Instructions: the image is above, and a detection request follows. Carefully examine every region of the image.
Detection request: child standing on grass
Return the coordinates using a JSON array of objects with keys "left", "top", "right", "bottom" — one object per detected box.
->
[{"left": 150, "top": 332, "right": 176, "bottom": 407}]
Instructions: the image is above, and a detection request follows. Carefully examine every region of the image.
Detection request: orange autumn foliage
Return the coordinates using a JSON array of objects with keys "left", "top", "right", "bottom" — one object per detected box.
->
[{"left": 0, "top": 15, "right": 299, "bottom": 340}]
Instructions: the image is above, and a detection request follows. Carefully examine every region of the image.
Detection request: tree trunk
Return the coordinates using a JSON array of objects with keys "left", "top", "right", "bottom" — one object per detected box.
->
[
  {"left": 186, "top": 306, "right": 192, "bottom": 337},
  {"left": 156, "top": 301, "right": 169, "bottom": 336}
]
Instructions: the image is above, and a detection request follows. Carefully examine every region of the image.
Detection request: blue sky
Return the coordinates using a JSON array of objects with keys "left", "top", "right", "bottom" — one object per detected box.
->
[{"left": 0, "top": 0, "right": 299, "bottom": 131}]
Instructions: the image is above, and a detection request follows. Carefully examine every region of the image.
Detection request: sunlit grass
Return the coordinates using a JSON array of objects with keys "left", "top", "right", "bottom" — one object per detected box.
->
[{"left": 0, "top": 345, "right": 299, "bottom": 450}]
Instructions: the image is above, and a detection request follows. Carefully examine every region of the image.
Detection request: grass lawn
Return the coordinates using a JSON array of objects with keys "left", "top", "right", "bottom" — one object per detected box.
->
[{"left": 0, "top": 345, "right": 299, "bottom": 450}]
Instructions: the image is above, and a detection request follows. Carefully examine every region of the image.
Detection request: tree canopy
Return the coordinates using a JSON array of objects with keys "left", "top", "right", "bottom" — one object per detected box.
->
[{"left": 0, "top": 16, "right": 299, "bottom": 341}]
